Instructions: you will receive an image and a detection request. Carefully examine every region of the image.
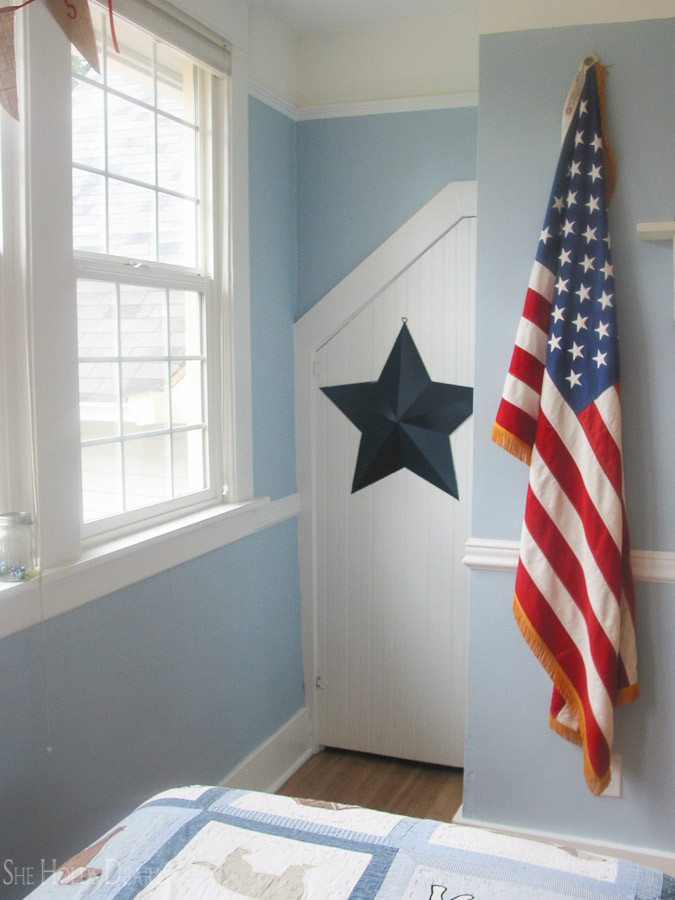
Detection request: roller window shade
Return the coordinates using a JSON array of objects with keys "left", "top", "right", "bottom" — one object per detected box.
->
[{"left": 106, "top": 0, "right": 231, "bottom": 75}]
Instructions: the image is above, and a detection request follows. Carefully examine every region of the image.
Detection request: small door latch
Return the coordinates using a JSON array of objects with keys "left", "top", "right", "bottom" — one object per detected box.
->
[{"left": 315, "top": 675, "right": 324, "bottom": 690}]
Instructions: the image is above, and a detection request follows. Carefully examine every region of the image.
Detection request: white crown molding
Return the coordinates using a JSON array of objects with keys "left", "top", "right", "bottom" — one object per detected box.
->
[
  {"left": 296, "top": 92, "right": 478, "bottom": 121},
  {"left": 463, "top": 538, "right": 675, "bottom": 585},
  {"left": 248, "top": 82, "right": 478, "bottom": 122},
  {"left": 479, "top": 0, "right": 675, "bottom": 34},
  {"left": 249, "top": 82, "right": 300, "bottom": 120}
]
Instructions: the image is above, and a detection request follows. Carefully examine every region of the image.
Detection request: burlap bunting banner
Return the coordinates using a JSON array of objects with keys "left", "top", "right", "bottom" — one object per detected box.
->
[
  {"left": 0, "top": 0, "right": 102, "bottom": 120},
  {"left": 45, "top": 0, "right": 99, "bottom": 72},
  {"left": 0, "top": 8, "right": 18, "bottom": 120}
]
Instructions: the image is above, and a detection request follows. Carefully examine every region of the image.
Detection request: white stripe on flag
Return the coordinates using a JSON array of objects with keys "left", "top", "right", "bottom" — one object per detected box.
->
[
  {"left": 515, "top": 315, "right": 549, "bottom": 364},
  {"left": 555, "top": 702, "right": 579, "bottom": 734},
  {"left": 528, "top": 260, "right": 556, "bottom": 302},
  {"left": 502, "top": 372, "right": 541, "bottom": 420},
  {"left": 593, "top": 384, "right": 623, "bottom": 447},
  {"left": 520, "top": 522, "right": 615, "bottom": 744},
  {"left": 619, "top": 591, "right": 638, "bottom": 681},
  {"left": 540, "top": 373, "right": 622, "bottom": 549},
  {"left": 529, "top": 444, "right": 622, "bottom": 652}
]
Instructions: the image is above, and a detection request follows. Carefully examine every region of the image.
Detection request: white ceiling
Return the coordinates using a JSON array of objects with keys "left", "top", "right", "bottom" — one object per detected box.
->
[{"left": 251, "top": 0, "right": 475, "bottom": 35}]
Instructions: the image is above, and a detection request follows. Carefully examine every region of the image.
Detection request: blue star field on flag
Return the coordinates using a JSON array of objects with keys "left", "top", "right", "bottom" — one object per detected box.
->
[{"left": 538, "top": 65, "right": 619, "bottom": 414}]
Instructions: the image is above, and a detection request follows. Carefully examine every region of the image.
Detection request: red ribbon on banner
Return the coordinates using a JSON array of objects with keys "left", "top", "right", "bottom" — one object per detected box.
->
[
  {"left": 0, "top": 0, "right": 118, "bottom": 119},
  {"left": 107, "top": 0, "right": 118, "bottom": 52},
  {"left": 0, "top": 0, "right": 118, "bottom": 55},
  {"left": 0, "top": 0, "right": 38, "bottom": 11}
]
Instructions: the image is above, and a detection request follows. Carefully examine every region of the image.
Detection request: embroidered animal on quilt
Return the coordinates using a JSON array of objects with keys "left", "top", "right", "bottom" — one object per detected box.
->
[
  {"left": 57, "top": 826, "right": 125, "bottom": 884},
  {"left": 429, "top": 888, "right": 475, "bottom": 900},
  {"left": 294, "top": 798, "right": 359, "bottom": 811},
  {"left": 196, "top": 847, "right": 312, "bottom": 899}
]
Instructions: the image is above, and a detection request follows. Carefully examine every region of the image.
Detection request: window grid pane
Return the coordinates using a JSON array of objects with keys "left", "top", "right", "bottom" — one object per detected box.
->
[
  {"left": 77, "top": 278, "right": 207, "bottom": 523},
  {"left": 72, "top": 11, "right": 201, "bottom": 267}
]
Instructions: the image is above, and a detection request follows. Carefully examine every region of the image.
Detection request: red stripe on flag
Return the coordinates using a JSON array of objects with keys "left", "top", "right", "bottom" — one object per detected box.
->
[
  {"left": 515, "top": 565, "right": 611, "bottom": 786},
  {"left": 577, "top": 396, "right": 623, "bottom": 498},
  {"left": 523, "top": 287, "right": 553, "bottom": 333},
  {"left": 509, "top": 345, "right": 545, "bottom": 395},
  {"left": 534, "top": 411, "right": 623, "bottom": 599},
  {"left": 494, "top": 398, "right": 537, "bottom": 451},
  {"left": 523, "top": 490, "right": 619, "bottom": 702}
]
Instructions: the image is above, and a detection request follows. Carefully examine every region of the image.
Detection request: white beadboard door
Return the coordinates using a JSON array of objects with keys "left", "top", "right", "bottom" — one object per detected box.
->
[{"left": 314, "top": 217, "right": 475, "bottom": 767}]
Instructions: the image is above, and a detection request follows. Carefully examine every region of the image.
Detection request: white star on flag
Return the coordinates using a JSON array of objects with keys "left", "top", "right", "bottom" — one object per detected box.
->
[
  {"left": 595, "top": 321, "right": 610, "bottom": 339},
  {"left": 585, "top": 195, "right": 600, "bottom": 213}
]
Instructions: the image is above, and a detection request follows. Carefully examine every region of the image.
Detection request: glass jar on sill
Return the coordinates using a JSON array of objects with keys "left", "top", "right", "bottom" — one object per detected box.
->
[{"left": 0, "top": 512, "right": 37, "bottom": 581}]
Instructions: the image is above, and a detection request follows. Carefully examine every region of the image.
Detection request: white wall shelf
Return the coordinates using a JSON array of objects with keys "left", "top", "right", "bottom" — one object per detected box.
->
[
  {"left": 636, "top": 221, "right": 675, "bottom": 317},
  {"left": 636, "top": 221, "right": 675, "bottom": 240}
]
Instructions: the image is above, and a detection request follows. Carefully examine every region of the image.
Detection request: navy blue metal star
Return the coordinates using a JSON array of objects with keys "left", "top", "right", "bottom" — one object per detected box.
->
[{"left": 321, "top": 323, "right": 473, "bottom": 498}]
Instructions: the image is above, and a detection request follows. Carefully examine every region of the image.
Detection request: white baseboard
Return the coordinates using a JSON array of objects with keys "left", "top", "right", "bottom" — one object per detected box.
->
[
  {"left": 220, "top": 707, "right": 317, "bottom": 793},
  {"left": 453, "top": 805, "right": 675, "bottom": 877}
]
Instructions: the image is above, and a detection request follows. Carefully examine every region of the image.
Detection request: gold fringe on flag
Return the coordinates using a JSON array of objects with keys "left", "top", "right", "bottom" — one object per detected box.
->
[
  {"left": 490, "top": 422, "right": 532, "bottom": 466},
  {"left": 513, "top": 593, "right": 612, "bottom": 796},
  {"left": 617, "top": 682, "right": 640, "bottom": 706}
]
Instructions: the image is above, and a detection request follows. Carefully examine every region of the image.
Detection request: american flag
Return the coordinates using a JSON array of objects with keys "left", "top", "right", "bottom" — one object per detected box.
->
[{"left": 492, "top": 58, "right": 639, "bottom": 795}]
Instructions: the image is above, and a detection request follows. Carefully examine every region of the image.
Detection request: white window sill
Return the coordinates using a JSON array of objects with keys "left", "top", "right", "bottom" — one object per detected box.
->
[{"left": 0, "top": 493, "right": 300, "bottom": 640}]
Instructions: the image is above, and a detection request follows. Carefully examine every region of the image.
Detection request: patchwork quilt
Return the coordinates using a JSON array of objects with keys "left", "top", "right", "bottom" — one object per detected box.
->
[{"left": 27, "top": 786, "right": 674, "bottom": 899}]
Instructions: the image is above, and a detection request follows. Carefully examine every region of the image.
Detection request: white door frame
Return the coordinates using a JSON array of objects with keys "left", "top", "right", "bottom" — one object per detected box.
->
[{"left": 294, "top": 180, "right": 478, "bottom": 748}]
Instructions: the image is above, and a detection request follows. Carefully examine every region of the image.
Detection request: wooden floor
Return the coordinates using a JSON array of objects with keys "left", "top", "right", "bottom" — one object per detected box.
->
[{"left": 277, "top": 747, "right": 463, "bottom": 823}]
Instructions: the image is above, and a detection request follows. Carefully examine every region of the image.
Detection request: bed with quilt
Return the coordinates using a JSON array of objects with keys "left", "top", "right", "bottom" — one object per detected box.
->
[{"left": 26, "top": 785, "right": 674, "bottom": 899}]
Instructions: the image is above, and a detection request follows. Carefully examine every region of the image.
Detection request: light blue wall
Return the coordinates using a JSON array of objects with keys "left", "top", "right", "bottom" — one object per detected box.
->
[
  {"left": 249, "top": 97, "right": 298, "bottom": 499},
  {"left": 0, "top": 520, "right": 304, "bottom": 899},
  {"left": 464, "top": 19, "right": 675, "bottom": 850},
  {"left": 296, "top": 107, "right": 478, "bottom": 317},
  {"left": 0, "top": 98, "right": 303, "bottom": 899}
]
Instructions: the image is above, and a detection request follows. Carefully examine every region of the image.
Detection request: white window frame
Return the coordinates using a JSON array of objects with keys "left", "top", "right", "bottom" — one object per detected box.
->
[
  {"left": 72, "top": 21, "right": 225, "bottom": 538},
  {"left": 16, "top": 0, "right": 253, "bottom": 571},
  {"left": 0, "top": 110, "right": 28, "bottom": 515}
]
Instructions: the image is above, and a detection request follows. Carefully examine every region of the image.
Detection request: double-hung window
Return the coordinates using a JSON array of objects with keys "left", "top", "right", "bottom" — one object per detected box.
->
[
  {"left": 2, "top": 0, "right": 253, "bottom": 628},
  {"left": 71, "top": 4, "right": 230, "bottom": 537}
]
